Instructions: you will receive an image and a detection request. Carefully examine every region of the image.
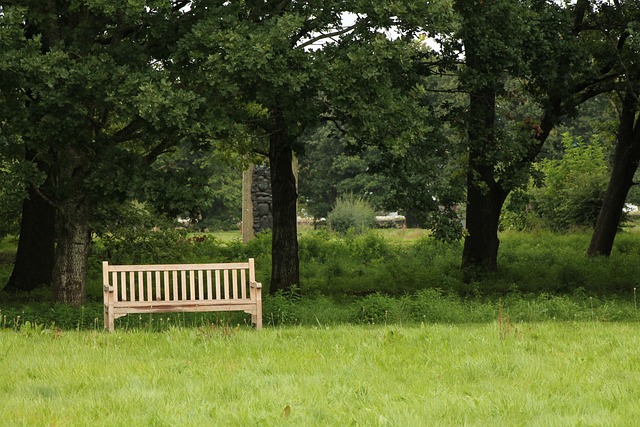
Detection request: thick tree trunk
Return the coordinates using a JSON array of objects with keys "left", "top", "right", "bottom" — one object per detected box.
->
[
  {"left": 462, "top": 175, "right": 508, "bottom": 276},
  {"left": 461, "top": 84, "right": 508, "bottom": 277},
  {"left": 51, "top": 142, "right": 92, "bottom": 306},
  {"left": 51, "top": 196, "right": 91, "bottom": 305},
  {"left": 268, "top": 113, "right": 300, "bottom": 295},
  {"left": 6, "top": 176, "right": 56, "bottom": 292},
  {"left": 588, "top": 94, "right": 640, "bottom": 256}
]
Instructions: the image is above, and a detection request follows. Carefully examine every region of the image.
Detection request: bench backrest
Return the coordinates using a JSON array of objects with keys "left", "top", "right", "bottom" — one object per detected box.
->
[{"left": 103, "top": 259, "right": 258, "bottom": 303}]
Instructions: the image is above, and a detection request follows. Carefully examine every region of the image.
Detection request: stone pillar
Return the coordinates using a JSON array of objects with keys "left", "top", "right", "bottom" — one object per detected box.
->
[
  {"left": 252, "top": 165, "right": 273, "bottom": 235},
  {"left": 241, "top": 161, "right": 297, "bottom": 242}
]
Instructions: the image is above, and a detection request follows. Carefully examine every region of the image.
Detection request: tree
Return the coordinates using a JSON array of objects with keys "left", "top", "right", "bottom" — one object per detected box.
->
[
  {"left": 187, "top": 1, "right": 442, "bottom": 294},
  {"left": 448, "top": 0, "right": 625, "bottom": 277},
  {"left": 0, "top": 6, "right": 55, "bottom": 292},
  {"left": 587, "top": 1, "right": 640, "bottom": 256},
  {"left": 588, "top": 90, "right": 640, "bottom": 255},
  {"left": 453, "top": 0, "right": 551, "bottom": 275},
  {"left": 0, "top": 1, "right": 228, "bottom": 304}
]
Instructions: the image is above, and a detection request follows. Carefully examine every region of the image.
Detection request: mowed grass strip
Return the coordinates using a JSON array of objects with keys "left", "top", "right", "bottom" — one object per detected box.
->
[{"left": 1, "top": 323, "right": 640, "bottom": 426}]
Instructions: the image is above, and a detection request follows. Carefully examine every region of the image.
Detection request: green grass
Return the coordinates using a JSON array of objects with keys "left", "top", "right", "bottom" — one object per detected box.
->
[
  {"left": 202, "top": 229, "right": 243, "bottom": 242},
  {"left": 1, "top": 323, "right": 640, "bottom": 426}
]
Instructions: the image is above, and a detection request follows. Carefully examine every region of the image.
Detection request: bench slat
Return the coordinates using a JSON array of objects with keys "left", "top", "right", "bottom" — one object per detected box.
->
[
  {"left": 169, "top": 271, "right": 176, "bottom": 301},
  {"left": 241, "top": 269, "right": 247, "bottom": 299},
  {"left": 113, "top": 271, "right": 119, "bottom": 301},
  {"left": 198, "top": 270, "right": 204, "bottom": 300},
  {"left": 137, "top": 271, "right": 143, "bottom": 301},
  {"left": 112, "top": 301, "right": 258, "bottom": 313},
  {"left": 224, "top": 270, "right": 230, "bottom": 300},
  {"left": 107, "top": 262, "right": 250, "bottom": 272},
  {"left": 189, "top": 270, "right": 195, "bottom": 301},
  {"left": 232, "top": 269, "right": 238, "bottom": 299},
  {"left": 146, "top": 272, "right": 152, "bottom": 302},
  {"left": 206, "top": 270, "right": 213, "bottom": 300},
  {"left": 153, "top": 271, "right": 159, "bottom": 301},
  {"left": 129, "top": 271, "right": 135, "bottom": 302},
  {"left": 215, "top": 270, "right": 221, "bottom": 300}
]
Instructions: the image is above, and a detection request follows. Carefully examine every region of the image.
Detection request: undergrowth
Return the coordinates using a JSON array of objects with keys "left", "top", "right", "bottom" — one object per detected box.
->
[
  {"left": 2, "top": 227, "right": 640, "bottom": 330},
  {"left": 1, "top": 288, "right": 637, "bottom": 332}
]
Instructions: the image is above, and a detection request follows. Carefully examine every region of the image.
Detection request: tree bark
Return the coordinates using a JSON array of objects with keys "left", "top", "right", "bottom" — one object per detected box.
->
[
  {"left": 51, "top": 142, "right": 92, "bottom": 306},
  {"left": 6, "top": 180, "right": 56, "bottom": 292},
  {"left": 462, "top": 174, "right": 508, "bottom": 276},
  {"left": 587, "top": 93, "right": 640, "bottom": 256},
  {"left": 268, "top": 112, "right": 300, "bottom": 295},
  {"left": 460, "top": 81, "right": 508, "bottom": 277},
  {"left": 51, "top": 196, "right": 91, "bottom": 306}
]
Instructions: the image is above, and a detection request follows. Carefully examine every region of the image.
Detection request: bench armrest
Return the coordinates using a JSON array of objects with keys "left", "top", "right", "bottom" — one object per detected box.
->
[
  {"left": 103, "top": 285, "right": 114, "bottom": 292},
  {"left": 250, "top": 281, "right": 262, "bottom": 289}
]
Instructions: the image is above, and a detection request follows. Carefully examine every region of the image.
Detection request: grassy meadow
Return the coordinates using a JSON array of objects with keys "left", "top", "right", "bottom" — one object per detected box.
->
[
  {"left": 2, "top": 224, "right": 640, "bottom": 328},
  {"left": 2, "top": 323, "right": 640, "bottom": 426},
  {"left": 1, "top": 226, "right": 640, "bottom": 425}
]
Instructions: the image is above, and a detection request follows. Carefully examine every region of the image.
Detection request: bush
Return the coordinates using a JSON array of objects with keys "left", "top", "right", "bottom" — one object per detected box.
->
[
  {"left": 529, "top": 133, "right": 609, "bottom": 231},
  {"left": 346, "top": 231, "right": 391, "bottom": 263},
  {"left": 353, "top": 293, "right": 407, "bottom": 324},
  {"left": 327, "top": 194, "right": 375, "bottom": 235}
]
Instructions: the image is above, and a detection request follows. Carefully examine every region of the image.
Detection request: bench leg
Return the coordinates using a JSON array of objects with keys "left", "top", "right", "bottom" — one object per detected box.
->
[
  {"left": 104, "top": 304, "right": 108, "bottom": 331},
  {"left": 104, "top": 304, "right": 115, "bottom": 332},
  {"left": 254, "top": 307, "right": 262, "bottom": 330}
]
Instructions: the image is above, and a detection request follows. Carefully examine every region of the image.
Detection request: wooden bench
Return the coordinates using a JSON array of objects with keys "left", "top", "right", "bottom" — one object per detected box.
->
[{"left": 103, "top": 259, "right": 262, "bottom": 331}]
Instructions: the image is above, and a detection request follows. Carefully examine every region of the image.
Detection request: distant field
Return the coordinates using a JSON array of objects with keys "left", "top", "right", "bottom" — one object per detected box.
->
[
  {"left": 1, "top": 323, "right": 639, "bottom": 426},
  {"left": 202, "top": 226, "right": 431, "bottom": 244}
]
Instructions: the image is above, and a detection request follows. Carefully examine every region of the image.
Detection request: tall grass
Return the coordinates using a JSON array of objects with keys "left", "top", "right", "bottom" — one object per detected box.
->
[
  {"left": 2, "top": 323, "right": 640, "bottom": 426},
  {"left": 2, "top": 227, "right": 640, "bottom": 329}
]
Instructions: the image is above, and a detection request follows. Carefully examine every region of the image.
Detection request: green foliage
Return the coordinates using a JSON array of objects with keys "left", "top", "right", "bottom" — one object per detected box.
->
[
  {"left": 354, "top": 293, "right": 406, "bottom": 324},
  {"left": 298, "top": 123, "right": 393, "bottom": 218},
  {"left": 346, "top": 232, "right": 391, "bottom": 263},
  {"left": 4, "top": 225, "right": 640, "bottom": 329},
  {"left": 140, "top": 146, "right": 243, "bottom": 228},
  {"left": 327, "top": 194, "right": 376, "bottom": 235},
  {"left": 263, "top": 287, "right": 301, "bottom": 326},
  {"left": 530, "top": 133, "right": 610, "bottom": 231}
]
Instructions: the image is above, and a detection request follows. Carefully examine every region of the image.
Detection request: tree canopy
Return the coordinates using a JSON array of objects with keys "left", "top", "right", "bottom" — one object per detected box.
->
[{"left": 1, "top": 0, "right": 639, "bottom": 301}]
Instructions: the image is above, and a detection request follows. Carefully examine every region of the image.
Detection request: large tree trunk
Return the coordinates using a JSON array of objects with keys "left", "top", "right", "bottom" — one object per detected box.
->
[
  {"left": 51, "top": 196, "right": 91, "bottom": 305},
  {"left": 460, "top": 82, "right": 508, "bottom": 276},
  {"left": 462, "top": 174, "right": 508, "bottom": 276},
  {"left": 268, "top": 112, "right": 300, "bottom": 295},
  {"left": 588, "top": 93, "right": 640, "bottom": 256},
  {"left": 6, "top": 180, "right": 56, "bottom": 292},
  {"left": 51, "top": 143, "right": 92, "bottom": 306}
]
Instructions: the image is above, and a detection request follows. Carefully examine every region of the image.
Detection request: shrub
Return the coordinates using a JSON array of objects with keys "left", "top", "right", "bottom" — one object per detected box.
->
[
  {"left": 95, "top": 227, "right": 191, "bottom": 265},
  {"left": 353, "top": 293, "right": 407, "bottom": 324},
  {"left": 529, "top": 133, "right": 609, "bottom": 231},
  {"left": 327, "top": 194, "right": 375, "bottom": 235},
  {"left": 346, "top": 231, "right": 391, "bottom": 263},
  {"left": 298, "top": 230, "right": 341, "bottom": 263}
]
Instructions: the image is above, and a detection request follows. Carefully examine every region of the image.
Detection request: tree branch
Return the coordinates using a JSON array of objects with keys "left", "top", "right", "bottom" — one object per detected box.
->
[
  {"left": 144, "top": 138, "right": 176, "bottom": 164},
  {"left": 29, "top": 182, "right": 57, "bottom": 209},
  {"left": 320, "top": 116, "right": 349, "bottom": 135},
  {"left": 109, "top": 117, "right": 145, "bottom": 144},
  {"left": 295, "top": 23, "right": 360, "bottom": 50}
]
